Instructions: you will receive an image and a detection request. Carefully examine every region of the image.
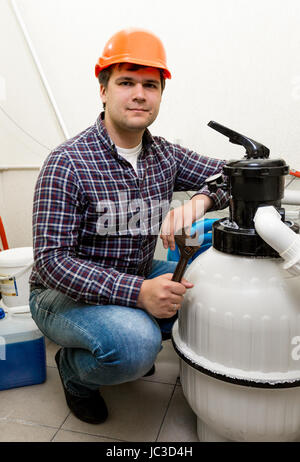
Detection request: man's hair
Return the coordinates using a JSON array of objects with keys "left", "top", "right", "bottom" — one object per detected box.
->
[{"left": 98, "top": 63, "right": 165, "bottom": 109}]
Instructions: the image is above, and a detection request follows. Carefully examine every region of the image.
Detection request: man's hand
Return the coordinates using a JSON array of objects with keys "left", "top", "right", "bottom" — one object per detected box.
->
[
  {"left": 160, "top": 194, "right": 213, "bottom": 250},
  {"left": 136, "top": 273, "right": 194, "bottom": 318}
]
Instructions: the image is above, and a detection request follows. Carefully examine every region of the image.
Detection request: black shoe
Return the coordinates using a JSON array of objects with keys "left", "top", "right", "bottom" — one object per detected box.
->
[
  {"left": 143, "top": 364, "right": 155, "bottom": 377},
  {"left": 162, "top": 332, "right": 172, "bottom": 341},
  {"left": 55, "top": 348, "right": 108, "bottom": 424}
]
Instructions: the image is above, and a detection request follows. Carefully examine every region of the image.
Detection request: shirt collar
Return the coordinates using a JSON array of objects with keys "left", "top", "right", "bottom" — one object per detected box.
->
[{"left": 95, "top": 112, "right": 155, "bottom": 151}]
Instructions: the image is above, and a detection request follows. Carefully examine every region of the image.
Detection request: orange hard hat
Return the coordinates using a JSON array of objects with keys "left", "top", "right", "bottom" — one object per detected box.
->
[{"left": 95, "top": 28, "right": 171, "bottom": 80}]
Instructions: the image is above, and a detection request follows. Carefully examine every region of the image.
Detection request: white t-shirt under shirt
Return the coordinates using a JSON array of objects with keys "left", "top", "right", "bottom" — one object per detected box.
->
[{"left": 115, "top": 142, "right": 142, "bottom": 174}]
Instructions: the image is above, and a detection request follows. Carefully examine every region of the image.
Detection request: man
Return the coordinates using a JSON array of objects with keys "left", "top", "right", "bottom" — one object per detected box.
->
[{"left": 29, "top": 28, "right": 228, "bottom": 424}]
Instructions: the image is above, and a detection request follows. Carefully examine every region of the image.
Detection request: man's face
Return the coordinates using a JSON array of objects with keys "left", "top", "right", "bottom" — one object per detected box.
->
[{"left": 100, "top": 63, "right": 162, "bottom": 134}]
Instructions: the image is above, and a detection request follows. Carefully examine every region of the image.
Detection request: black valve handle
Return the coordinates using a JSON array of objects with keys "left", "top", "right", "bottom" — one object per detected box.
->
[{"left": 208, "top": 121, "right": 270, "bottom": 159}]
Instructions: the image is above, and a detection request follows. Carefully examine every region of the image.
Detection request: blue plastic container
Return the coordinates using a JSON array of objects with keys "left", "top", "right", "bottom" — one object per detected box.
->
[
  {"left": 0, "top": 307, "right": 46, "bottom": 391},
  {"left": 167, "top": 218, "right": 217, "bottom": 263}
]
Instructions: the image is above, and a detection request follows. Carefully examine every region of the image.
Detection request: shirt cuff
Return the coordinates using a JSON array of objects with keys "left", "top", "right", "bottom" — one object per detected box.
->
[
  {"left": 191, "top": 185, "right": 229, "bottom": 211},
  {"left": 110, "top": 273, "right": 145, "bottom": 308}
]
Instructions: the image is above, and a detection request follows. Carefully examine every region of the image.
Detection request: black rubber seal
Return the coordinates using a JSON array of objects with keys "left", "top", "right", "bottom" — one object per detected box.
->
[
  {"left": 213, "top": 219, "right": 299, "bottom": 257},
  {"left": 212, "top": 222, "right": 280, "bottom": 257},
  {"left": 171, "top": 336, "right": 300, "bottom": 389}
]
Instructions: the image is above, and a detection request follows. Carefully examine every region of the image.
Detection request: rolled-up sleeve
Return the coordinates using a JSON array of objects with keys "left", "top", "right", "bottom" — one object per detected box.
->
[{"left": 172, "top": 144, "right": 229, "bottom": 210}]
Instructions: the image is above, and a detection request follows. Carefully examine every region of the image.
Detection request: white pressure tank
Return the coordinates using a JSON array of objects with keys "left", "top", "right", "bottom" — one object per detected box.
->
[{"left": 172, "top": 122, "right": 300, "bottom": 442}]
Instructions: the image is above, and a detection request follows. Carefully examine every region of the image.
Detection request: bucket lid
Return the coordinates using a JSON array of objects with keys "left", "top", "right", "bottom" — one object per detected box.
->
[{"left": 0, "top": 247, "right": 33, "bottom": 267}]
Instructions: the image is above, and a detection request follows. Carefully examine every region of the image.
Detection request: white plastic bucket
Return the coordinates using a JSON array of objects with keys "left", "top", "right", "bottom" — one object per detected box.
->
[{"left": 0, "top": 247, "right": 33, "bottom": 307}]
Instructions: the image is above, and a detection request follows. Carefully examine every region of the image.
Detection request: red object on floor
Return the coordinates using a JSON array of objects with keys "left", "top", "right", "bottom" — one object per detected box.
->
[{"left": 0, "top": 216, "right": 9, "bottom": 250}]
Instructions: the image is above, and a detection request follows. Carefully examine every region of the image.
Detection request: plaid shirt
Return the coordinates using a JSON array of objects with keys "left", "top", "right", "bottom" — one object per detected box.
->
[{"left": 30, "top": 112, "right": 228, "bottom": 307}]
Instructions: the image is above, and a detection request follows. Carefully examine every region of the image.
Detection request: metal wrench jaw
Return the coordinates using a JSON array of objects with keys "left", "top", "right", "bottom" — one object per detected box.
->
[{"left": 172, "top": 232, "right": 201, "bottom": 282}]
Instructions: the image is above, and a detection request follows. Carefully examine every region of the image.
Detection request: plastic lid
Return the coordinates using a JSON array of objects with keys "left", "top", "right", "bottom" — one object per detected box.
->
[
  {"left": 0, "top": 247, "right": 33, "bottom": 267},
  {"left": 0, "top": 308, "right": 5, "bottom": 320},
  {"left": 223, "top": 158, "right": 289, "bottom": 177}
]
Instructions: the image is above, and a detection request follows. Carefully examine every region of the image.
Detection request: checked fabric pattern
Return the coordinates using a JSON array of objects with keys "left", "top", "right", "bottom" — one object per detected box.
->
[{"left": 30, "top": 113, "right": 228, "bottom": 307}]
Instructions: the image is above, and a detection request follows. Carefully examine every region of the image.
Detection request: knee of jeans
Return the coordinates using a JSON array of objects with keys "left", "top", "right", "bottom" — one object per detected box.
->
[{"left": 94, "top": 312, "right": 162, "bottom": 379}]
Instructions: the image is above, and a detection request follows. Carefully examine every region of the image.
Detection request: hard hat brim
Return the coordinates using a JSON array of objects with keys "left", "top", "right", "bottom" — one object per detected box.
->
[{"left": 95, "top": 56, "right": 171, "bottom": 80}]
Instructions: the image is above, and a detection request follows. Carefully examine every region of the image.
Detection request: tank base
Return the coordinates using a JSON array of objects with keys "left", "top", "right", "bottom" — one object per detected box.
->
[{"left": 197, "top": 418, "right": 230, "bottom": 442}]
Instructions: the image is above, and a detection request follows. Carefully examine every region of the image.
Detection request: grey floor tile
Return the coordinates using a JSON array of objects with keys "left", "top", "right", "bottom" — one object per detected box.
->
[
  {"left": 62, "top": 380, "right": 174, "bottom": 442},
  {"left": 157, "top": 385, "right": 198, "bottom": 442},
  {"left": 46, "top": 340, "right": 60, "bottom": 367},
  {"left": 0, "top": 367, "right": 69, "bottom": 428},
  {"left": 44, "top": 336, "right": 52, "bottom": 346},
  {"left": 142, "top": 340, "right": 179, "bottom": 385},
  {"left": 52, "top": 429, "right": 121, "bottom": 442},
  {"left": 0, "top": 421, "right": 57, "bottom": 442}
]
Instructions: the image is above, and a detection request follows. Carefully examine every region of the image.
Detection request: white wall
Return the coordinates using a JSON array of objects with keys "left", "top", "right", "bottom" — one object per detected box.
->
[{"left": 0, "top": 0, "right": 300, "bottom": 247}]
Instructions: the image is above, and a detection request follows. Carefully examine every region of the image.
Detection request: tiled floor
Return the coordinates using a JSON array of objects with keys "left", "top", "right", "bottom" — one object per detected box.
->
[{"left": 0, "top": 337, "right": 199, "bottom": 442}]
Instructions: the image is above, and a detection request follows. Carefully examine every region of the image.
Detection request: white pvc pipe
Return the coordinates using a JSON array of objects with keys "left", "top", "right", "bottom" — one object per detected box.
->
[
  {"left": 10, "top": 0, "right": 69, "bottom": 140},
  {"left": 282, "top": 189, "right": 300, "bottom": 206},
  {"left": 0, "top": 165, "right": 41, "bottom": 171},
  {"left": 285, "top": 210, "right": 300, "bottom": 221},
  {"left": 254, "top": 206, "right": 300, "bottom": 276}
]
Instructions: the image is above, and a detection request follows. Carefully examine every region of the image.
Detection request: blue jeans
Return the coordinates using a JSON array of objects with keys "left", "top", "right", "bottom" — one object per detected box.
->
[{"left": 29, "top": 259, "right": 178, "bottom": 397}]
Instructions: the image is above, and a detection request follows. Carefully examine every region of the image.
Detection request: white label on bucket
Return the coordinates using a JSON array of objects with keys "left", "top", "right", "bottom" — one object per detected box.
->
[{"left": 0, "top": 275, "right": 18, "bottom": 296}]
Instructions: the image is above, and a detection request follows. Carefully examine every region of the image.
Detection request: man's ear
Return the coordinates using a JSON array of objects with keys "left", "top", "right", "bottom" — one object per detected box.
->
[{"left": 100, "top": 84, "right": 107, "bottom": 105}]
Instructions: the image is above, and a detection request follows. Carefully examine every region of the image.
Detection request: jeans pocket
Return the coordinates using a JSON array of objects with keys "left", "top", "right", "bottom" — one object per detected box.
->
[
  {"left": 29, "top": 288, "right": 54, "bottom": 322},
  {"left": 29, "top": 288, "right": 43, "bottom": 316},
  {"left": 29, "top": 288, "right": 59, "bottom": 341}
]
